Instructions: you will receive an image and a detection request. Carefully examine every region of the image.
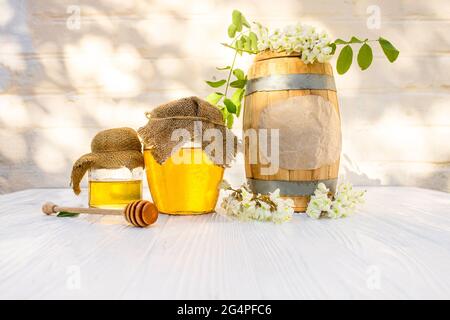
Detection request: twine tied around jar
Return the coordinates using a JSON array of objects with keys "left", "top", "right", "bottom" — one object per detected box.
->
[{"left": 138, "top": 96, "right": 237, "bottom": 167}]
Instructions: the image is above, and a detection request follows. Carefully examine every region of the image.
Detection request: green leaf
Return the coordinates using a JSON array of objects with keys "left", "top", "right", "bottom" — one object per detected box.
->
[
  {"left": 224, "top": 98, "right": 237, "bottom": 114},
  {"left": 336, "top": 45, "right": 353, "bottom": 75},
  {"left": 230, "top": 79, "right": 247, "bottom": 89},
  {"left": 206, "top": 92, "right": 224, "bottom": 105},
  {"left": 232, "top": 10, "right": 243, "bottom": 32},
  {"left": 235, "top": 38, "right": 245, "bottom": 55},
  {"left": 226, "top": 113, "right": 234, "bottom": 129},
  {"left": 205, "top": 79, "right": 226, "bottom": 88},
  {"left": 236, "top": 38, "right": 243, "bottom": 50},
  {"left": 233, "top": 68, "right": 245, "bottom": 80},
  {"left": 231, "top": 88, "right": 244, "bottom": 105},
  {"left": 330, "top": 43, "right": 337, "bottom": 55},
  {"left": 220, "top": 106, "right": 228, "bottom": 121},
  {"left": 357, "top": 43, "right": 373, "bottom": 70},
  {"left": 57, "top": 211, "right": 79, "bottom": 218},
  {"left": 231, "top": 88, "right": 245, "bottom": 116},
  {"left": 378, "top": 37, "right": 399, "bottom": 63},
  {"left": 228, "top": 24, "right": 237, "bottom": 38},
  {"left": 241, "top": 15, "right": 250, "bottom": 28},
  {"left": 216, "top": 66, "right": 231, "bottom": 71},
  {"left": 350, "top": 36, "right": 363, "bottom": 43},
  {"left": 334, "top": 38, "right": 347, "bottom": 45},
  {"left": 243, "top": 35, "right": 251, "bottom": 51},
  {"left": 249, "top": 32, "right": 258, "bottom": 51}
]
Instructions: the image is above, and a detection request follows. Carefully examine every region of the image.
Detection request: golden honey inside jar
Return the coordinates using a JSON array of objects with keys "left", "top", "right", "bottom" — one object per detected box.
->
[
  {"left": 88, "top": 167, "right": 143, "bottom": 209},
  {"left": 144, "top": 147, "right": 224, "bottom": 215}
]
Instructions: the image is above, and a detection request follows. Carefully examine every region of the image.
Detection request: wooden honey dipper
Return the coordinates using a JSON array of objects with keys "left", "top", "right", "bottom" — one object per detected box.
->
[{"left": 42, "top": 200, "right": 158, "bottom": 228}]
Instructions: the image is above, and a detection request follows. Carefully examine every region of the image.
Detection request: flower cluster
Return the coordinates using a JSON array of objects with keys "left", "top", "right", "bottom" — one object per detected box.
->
[
  {"left": 220, "top": 181, "right": 294, "bottom": 223},
  {"left": 253, "top": 22, "right": 333, "bottom": 64},
  {"left": 306, "top": 182, "right": 366, "bottom": 219}
]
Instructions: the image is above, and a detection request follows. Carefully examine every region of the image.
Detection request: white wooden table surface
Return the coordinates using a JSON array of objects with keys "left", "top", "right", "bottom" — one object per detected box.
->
[{"left": 0, "top": 187, "right": 450, "bottom": 300}]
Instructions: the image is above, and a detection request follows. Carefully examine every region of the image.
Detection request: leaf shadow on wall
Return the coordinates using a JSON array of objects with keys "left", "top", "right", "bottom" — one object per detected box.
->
[{"left": 0, "top": 0, "right": 223, "bottom": 193}]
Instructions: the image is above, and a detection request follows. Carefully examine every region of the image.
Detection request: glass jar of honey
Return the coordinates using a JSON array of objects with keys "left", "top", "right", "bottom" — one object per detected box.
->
[
  {"left": 88, "top": 167, "right": 143, "bottom": 209},
  {"left": 144, "top": 146, "right": 224, "bottom": 214}
]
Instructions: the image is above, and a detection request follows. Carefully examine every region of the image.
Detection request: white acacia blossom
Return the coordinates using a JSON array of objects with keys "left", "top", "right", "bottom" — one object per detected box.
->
[
  {"left": 220, "top": 182, "right": 294, "bottom": 223},
  {"left": 253, "top": 22, "right": 333, "bottom": 64},
  {"left": 306, "top": 182, "right": 366, "bottom": 219}
]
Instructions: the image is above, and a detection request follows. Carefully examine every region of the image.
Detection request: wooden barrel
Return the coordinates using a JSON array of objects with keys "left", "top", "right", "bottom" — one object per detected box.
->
[{"left": 243, "top": 51, "right": 341, "bottom": 212}]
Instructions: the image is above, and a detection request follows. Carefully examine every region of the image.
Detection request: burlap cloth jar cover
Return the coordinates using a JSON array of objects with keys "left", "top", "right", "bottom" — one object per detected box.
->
[
  {"left": 70, "top": 127, "right": 144, "bottom": 195},
  {"left": 138, "top": 96, "right": 236, "bottom": 166}
]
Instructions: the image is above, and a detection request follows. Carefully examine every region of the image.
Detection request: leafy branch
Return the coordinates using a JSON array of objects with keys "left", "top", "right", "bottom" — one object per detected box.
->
[
  {"left": 205, "top": 10, "right": 401, "bottom": 128},
  {"left": 204, "top": 10, "right": 257, "bottom": 129},
  {"left": 331, "top": 36, "right": 399, "bottom": 75}
]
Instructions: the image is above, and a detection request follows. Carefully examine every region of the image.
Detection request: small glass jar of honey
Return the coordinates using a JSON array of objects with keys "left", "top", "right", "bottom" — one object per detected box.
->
[{"left": 88, "top": 167, "right": 143, "bottom": 209}]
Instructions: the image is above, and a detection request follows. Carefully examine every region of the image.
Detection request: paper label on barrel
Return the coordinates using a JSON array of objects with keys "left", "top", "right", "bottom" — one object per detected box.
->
[{"left": 259, "top": 95, "right": 341, "bottom": 170}]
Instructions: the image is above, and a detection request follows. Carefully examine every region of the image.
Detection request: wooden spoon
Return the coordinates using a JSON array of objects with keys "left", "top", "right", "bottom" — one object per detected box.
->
[{"left": 42, "top": 200, "right": 158, "bottom": 228}]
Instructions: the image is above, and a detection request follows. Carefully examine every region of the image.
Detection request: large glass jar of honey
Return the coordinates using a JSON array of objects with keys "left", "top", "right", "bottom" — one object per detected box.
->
[
  {"left": 88, "top": 167, "right": 143, "bottom": 209},
  {"left": 144, "top": 147, "right": 224, "bottom": 214}
]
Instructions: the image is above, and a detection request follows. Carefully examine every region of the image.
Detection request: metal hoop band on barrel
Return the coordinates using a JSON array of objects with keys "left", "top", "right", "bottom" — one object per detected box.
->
[
  {"left": 245, "top": 74, "right": 336, "bottom": 95},
  {"left": 247, "top": 178, "right": 338, "bottom": 196}
]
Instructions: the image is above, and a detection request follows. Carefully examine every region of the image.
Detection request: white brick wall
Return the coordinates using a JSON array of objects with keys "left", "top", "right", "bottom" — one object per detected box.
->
[{"left": 0, "top": 0, "right": 449, "bottom": 193}]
